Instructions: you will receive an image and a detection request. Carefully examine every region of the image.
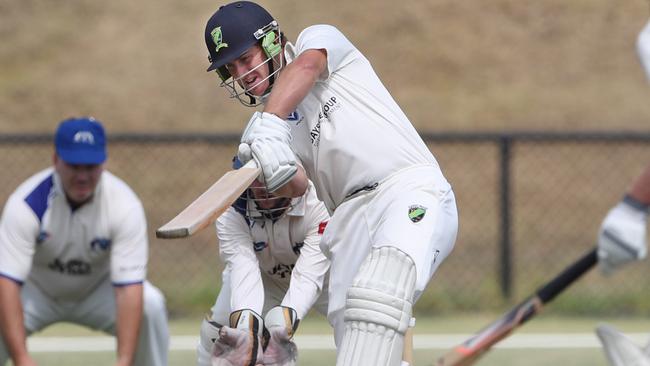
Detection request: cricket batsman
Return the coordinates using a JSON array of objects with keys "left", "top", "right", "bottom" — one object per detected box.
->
[{"left": 203, "top": 2, "right": 459, "bottom": 365}]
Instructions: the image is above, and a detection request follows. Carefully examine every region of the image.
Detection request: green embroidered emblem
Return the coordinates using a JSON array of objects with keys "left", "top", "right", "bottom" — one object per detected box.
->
[
  {"left": 211, "top": 27, "right": 228, "bottom": 53},
  {"left": 408, "top": 205, "right": 427, "bottom": 223}
]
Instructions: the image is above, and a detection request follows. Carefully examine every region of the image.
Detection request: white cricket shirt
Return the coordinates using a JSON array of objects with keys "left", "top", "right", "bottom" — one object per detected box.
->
[
  {"left": 216, "top": 183, "right": 330, "bottom": 319},
  {"left": 282, "top": 24, "right": 441, "bottom": 212},
  {"left": 0, "top": 168, "right": 148, "bottom": 302}
]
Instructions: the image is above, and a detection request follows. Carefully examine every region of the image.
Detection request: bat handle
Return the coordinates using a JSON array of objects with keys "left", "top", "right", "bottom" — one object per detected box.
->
[{"left": 537, "top": 248, "right": 597, "bottom": 304}]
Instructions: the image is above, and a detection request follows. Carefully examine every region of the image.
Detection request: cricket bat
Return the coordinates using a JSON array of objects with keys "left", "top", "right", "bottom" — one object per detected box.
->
[
  {"left": 156, "top": 160, "right": 260, "bottom": 239},
  {"left": 436, "top": 247, "right": 598, "bottom": 366}
]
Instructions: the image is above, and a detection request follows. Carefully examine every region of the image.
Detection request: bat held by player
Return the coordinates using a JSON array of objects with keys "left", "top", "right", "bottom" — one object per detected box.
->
[
  {"left": 156, "top": 160, "right": 260, "bottom": 239},
  {"left": 436, "top": 247, "right": 598, "bottom": 366}
]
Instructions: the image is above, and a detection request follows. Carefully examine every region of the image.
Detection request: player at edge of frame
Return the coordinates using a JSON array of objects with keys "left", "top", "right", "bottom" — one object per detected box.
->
[{"left": 593, "top": 12, "right": 650, "bottom": 366}]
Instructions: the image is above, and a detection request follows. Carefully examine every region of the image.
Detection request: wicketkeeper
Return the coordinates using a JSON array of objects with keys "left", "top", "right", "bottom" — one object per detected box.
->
[{"left": 197, "top": 157, "right": 330, "bottom": 366}]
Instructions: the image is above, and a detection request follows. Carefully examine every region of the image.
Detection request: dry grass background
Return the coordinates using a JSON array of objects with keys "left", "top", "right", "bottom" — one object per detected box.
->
[{"left": 1, "top": 0, "right": 650, "bottom": 133}]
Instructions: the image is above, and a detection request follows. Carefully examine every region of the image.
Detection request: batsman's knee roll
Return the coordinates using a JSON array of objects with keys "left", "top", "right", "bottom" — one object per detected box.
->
[{"left": 336, "top": 246, "right": 417, "bottom": 366}]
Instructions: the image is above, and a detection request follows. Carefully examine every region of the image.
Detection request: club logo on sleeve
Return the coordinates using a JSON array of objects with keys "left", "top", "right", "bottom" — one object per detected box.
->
[{"left": 408, "top": 205, "right": 427, "bottom": 223}]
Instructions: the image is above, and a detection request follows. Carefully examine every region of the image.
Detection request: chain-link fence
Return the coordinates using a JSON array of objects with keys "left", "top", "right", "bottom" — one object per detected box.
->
[{"left": 0, "top": 132, "right": 648, "bottom": 318}]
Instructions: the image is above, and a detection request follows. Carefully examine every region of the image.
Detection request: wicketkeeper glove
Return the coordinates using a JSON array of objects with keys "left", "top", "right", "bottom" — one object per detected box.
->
[
  {"left": 238, "top": 112, "right": 297, "bottom": 192},
  {"left": 211, "top": 309, "right": 265, "bottom": 366},
  {"left": 262, "top": 306, "right": 300, "bottom": 366},
  {"left": 197, "top": 315, "right": 222, "bottom": 366},
  {"left": 597, "top": 195, "right": 649, "bottom": 275}
]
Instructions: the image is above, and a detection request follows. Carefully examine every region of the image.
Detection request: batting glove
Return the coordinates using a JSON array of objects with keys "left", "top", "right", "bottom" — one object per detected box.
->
[
  {"left": 597, "top": 195, "right": 648, "bottom": 275},
  {"left": 262, "top": 306, "right": 300, "bottom": 366},
  {"left": 238, "top": 112, "right": 297, "bottom": 192},
  {"left": 211, "top": 309, "right": 265, "bottom": 366}
]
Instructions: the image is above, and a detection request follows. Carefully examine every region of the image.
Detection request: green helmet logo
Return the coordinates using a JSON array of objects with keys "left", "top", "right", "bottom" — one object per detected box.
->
[{"left": 210, "top": 27, "right": 228, "bottom": 53}]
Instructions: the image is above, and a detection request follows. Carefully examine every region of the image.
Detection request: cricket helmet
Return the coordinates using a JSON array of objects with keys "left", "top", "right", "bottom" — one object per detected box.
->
[
  {"left": 204, "top": 1, "right": 284, "bottom": 106},
  {"left": 231, "top": 156, "right": 293, "bottom": 222}
]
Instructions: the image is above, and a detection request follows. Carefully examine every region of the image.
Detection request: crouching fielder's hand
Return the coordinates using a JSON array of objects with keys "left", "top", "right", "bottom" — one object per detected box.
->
[
  {"left": 238, "top": 112, "right": 297, "bottom": 192},
  {"left": 597, "top": 195, "right": 649, "bottom": 275},
  {"left": 211, "top": 309, "right": 265, "bottom": 366},
  {"left": 263, "top": 306, "right": 300, "bottom": 366}
]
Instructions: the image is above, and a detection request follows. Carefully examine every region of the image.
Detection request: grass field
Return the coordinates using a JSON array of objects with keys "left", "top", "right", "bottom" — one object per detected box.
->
[{"left": 23, "top": 314, "right": 650, "bottom": 365}]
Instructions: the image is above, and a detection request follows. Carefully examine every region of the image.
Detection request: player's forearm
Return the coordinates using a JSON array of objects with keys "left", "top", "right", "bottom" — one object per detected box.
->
[
  {"left": 627, "top": 163, "right": 650, "bottom": 206},
  {"left": 0, "top": 277, "right": 30, "bottom": 362},
  {"left": 283, "top": 282, "right": 319, "bottom": 319},
  {"left": 230, "top": 266, "right": 265, "bottom": 314},
  {"left": 274, "top": 165, "right": 308, "bottom": 198},
  {"left": 264, "top": 49, "right": 327, "bottom": 119},
  {"left": 114, "top": 283, "right": 143, "bottom": 366},
  {"left": 284, "top": 258, "right": 327, "bottom": 318}
]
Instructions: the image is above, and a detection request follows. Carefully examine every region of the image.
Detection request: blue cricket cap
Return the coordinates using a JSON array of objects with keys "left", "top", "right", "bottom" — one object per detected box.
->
[{"left": 55, "top": 117, "right": 107, "bottom": 165}]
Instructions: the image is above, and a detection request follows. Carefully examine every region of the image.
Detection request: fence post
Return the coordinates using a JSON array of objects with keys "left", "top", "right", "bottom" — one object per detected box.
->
[{"left": 499, "top": 135, "right": 513, "bottom": 300}]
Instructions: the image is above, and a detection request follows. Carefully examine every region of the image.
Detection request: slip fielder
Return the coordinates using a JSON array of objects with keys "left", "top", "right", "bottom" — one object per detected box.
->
[{"left": 0, "top": 117, "right": 168, "bottom": 366}]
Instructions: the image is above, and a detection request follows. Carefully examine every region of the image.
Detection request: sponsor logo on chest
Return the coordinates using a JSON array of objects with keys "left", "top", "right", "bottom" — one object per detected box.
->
[
  {"left": 268, "top": 263, "right": 295, "bottom": 279},
  {"left": 48, "top": 258, "right": 91, "bottom": 275},
  {"left": 310, "top": 96, "right": 340, "bottom": 147},
  {"left": 40, "top": 236, "right": 111, "bottom": 276},
  {"left": 318, "top": 96, "right": 340, "bottom": 120}
]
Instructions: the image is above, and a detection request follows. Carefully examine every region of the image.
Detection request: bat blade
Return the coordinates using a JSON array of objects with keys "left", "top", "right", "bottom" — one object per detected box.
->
[
  {"left": 156, "top": 160, "right": 260, "bottom": 239},
  {"left": 436, "top": 247, "right": 597, "bottom": 366}
]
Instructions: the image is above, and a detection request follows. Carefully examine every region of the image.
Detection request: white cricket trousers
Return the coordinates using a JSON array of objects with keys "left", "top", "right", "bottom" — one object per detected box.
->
[
  {"left": 0, "top": 280, "right": 169, "bottom": 366},
  {"left": 321, "top": 164, "right": 458, "bottom": 345}
]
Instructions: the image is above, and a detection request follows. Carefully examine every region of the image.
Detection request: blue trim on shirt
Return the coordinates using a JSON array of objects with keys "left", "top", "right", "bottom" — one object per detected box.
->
[
  {"left": 0, "top": 272, "right": 24, "bottom": 286},
  {"left": 24, "top": 174, "right": 54, "bottom": 223},
  {"left": 112, "top": 280, "right": 144, "bottom": 287}
]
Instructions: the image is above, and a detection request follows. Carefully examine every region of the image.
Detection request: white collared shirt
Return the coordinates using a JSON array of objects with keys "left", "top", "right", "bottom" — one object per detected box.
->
[
  {"left": 282, "top": 24, "right": 442, "bottom": 213},
  {"left": 216, "top": 182, "right": 330, "bottom": 319},
  {"left": 0, "top": 168, "right": 148, "bottom": 302}
]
